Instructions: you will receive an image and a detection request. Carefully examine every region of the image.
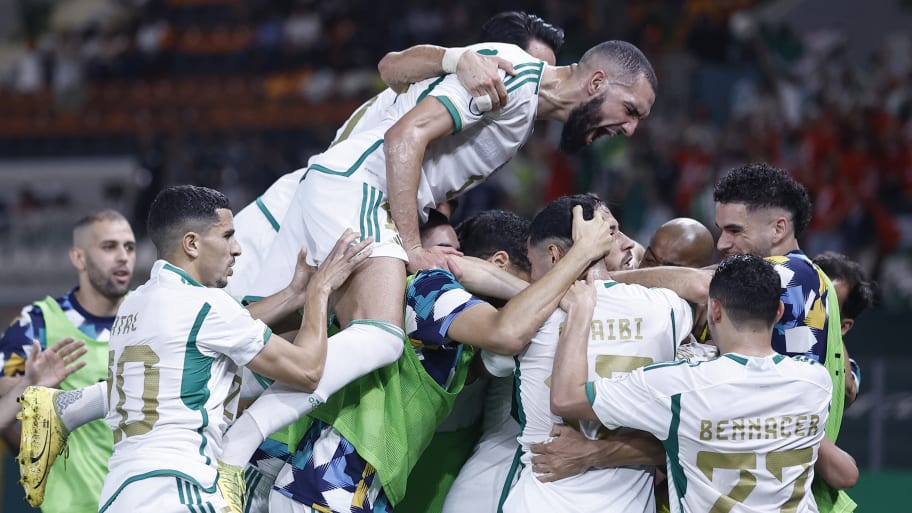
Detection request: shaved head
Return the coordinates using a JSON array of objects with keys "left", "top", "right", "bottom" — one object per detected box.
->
[{"left": 641, "top": 218, "right": 714, "bottom": 269}]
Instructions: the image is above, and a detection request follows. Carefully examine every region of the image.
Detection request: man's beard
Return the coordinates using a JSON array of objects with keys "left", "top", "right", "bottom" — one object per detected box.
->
[
  {"left": 559, "top": 93, "right": 605, "bottom": 154},
  {"left": 86, "top": 258, "right": 130, "bottom": 300}
]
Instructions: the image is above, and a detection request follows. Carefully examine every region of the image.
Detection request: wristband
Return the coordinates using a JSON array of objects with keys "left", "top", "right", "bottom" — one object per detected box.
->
[{"left": 442, "top": 47, "right": 467, "bottom": 74}]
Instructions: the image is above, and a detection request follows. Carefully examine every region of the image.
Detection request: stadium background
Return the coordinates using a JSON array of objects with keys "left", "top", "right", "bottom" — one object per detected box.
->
[{"left": 0, "top": 0, "right": 909, "bottom": 510}]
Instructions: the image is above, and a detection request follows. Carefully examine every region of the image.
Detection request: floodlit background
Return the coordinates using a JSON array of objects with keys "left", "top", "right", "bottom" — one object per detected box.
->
[{"left": 0, "top": 0, "right": 909, "bottom": 510}]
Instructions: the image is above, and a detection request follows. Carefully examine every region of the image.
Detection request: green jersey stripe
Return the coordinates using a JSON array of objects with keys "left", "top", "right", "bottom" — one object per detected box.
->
[
  {"left": 255, "top": 196, "right": 280, "bottom": 232},
  {"left": 506, "top": 76, "right": 541, "bottom": 94},
  {"left": 435, "top": 96, "right": 463, "bottom": 133},
  {"left": 182, "top": 303, "right": 214, "bottom": 466},
  {"left": 370, "top": 187, "right": 383, "bottom": 243},
  {"left": 309, "top": 139, "right": 384, "bottom": 177},
  {"left": 360, "top": 183, "right": 371, "bottom": 241},
  {"left": 504, "top": 67, "right": 542, "bottom": 87},
  {"left": 664, "top": 393, "right": 688, "bottom": 511},
  {"left": 416, "top": 76, "right": 446, "bottom": 104}
]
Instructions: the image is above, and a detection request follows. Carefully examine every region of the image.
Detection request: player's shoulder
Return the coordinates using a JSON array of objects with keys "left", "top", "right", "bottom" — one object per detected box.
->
[
  {"left": 781, "top": 355, "right": 833, "bottom": 388},
  {"left": 407, "top": 269, "right": 464, "bottom": 298},
  {"left": 466, "top": 42, "right": 538, "bottom": 64},
  {"left": 767, "top": 251, "right": 821, "bottom": 287},
  {"left": 598, "top": 281, "right": 686, "bottom": 308}
]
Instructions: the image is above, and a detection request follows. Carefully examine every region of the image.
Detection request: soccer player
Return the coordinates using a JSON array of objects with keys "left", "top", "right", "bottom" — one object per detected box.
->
[
  {"left": 1, "top": 210, "right": 135, "bottom": 512},
  {"left": 255, "top": 206, "right": 612, "bottom": 513},
  {"left": 502, "top": 194, "right": 696, "bottom": 513},
  {"left": 43, "top": 185, "right": 369, "bottom": 513},
  {"left": 217, "top": 39, "right": 657, "bottom": 488},
  {"left": 640, "top": 217, "right": 715, "bottom": 269},
  {"left": 713, "top": 163, "right": 860, "bottom": 511},
  {"left": 225, "top": 11, "right": 565, "bottom": 301},
  {"left": 812, "top": 252, "right": 877, "bottom": 407},
  {"left": 550, "top": 254, "right": 834, "bottom": 513}
]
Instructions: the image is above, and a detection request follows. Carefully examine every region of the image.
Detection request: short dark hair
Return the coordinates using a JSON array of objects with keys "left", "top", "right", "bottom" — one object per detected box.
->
[
  {"left": 419, "top": 208, "right": 451, "bottom": 240},
  {"left": 74, "top": 209, "right": 128, "bottom": 232},
  {"left": 713, "top": 163, "right": 813, "bottom": 237},
  {"left": 480, "top": 11, "right": 565, "bottom": 56},
  {"left": 579, "top": 40, "right": 657, "bottom": 93},
  {"left": 813, "top": 251, "right": 877, "bottom": 320},
  {"left": 455, "top": 210, "right": 531, "bottom": 274},
  {"left": 147, "top": 185, "right": 230, "bottom": 256},
  {"left": 529, "top": 194, "right": 604, "bottom": 248},
  {"left": 710, "top": 254, "right": 782, "bottom": 328}
]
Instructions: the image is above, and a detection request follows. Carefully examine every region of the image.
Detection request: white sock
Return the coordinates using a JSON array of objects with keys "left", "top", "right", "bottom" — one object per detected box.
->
[
  {"left": 55, "top": 381, "right": 107, "bottom": 433},
  {"left": 218, "top": 320, "right": 404, "bottom": 466}
]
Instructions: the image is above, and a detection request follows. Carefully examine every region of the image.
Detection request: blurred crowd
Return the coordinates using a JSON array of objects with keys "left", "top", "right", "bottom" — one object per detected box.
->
[{"left": 0, "top": 0, "right": 910, "bottom": 306}]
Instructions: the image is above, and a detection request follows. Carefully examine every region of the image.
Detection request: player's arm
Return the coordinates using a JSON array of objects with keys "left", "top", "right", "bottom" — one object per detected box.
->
[
  {"left": 385, "top": 98, "right": 461, "bottom": 273},
  {"left": 815, "top": 437, "right": 859, "bottom": 489},
  {"left": 447, "top": 206, "right": 614, "bottom": 355},
  {"left": 245, "top": 231, "right": 372, "bottom": 391},
  {"left": 529, "top": 425, "right": 664, "bottom": 482},
  {"left": 447, "top": 255, "right": 529, "bottom": 301},
  {"left": 549, "top": 280, "right": 600, "bottom": 421},
  {"left": 610, "top": 266, "right": 712, "bottom": 304},
  {"left": 378, "top": 45, "right": 514, "bottom": 109}
]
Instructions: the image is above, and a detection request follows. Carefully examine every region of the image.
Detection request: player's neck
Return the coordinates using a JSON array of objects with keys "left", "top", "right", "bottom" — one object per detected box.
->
[
  {"left": 714, "top": 327, "right": 778, "bottom": 358},
  {"left": 74, "top": 283, "right": 124, "bottom": 317},
  {"left": 770, "top": 238, "right": 800, "bottom": 257},
  {"left": 536, "top": 65, "right": 583, "bottom": 122}
]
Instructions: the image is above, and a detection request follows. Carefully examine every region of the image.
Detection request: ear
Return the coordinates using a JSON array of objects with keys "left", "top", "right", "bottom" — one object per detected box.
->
[
  {"left": 588, "top": 69, "right": 607, "bottom": 96},
  {"left": 708, "top": 297, "right": 723, "bottom": 325},
  {"left": 182, "top": 232, "right": 200, "bottom": 259},
  {"left": 69, "top": 246, "right": 85, "bottom": 271},
  {"left": 774, "top": 300, "right": 785, "bottom": 325},
  {"left": 547, "top": 243, "right": 566, "bottom": 265},
  {"left": 489, "top": 250, "right": 510, "bottom": 269},
  {"left": 841, "top": 318, "right": 854, "bottom": 336},
  {"left": 771, "top": 215, "right": 789, "bottom": 245}
]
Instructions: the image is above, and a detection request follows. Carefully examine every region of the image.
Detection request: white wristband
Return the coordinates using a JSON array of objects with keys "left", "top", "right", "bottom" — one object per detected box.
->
[{"left": 442, "top": 47, "right": 467, "bottom": 74}]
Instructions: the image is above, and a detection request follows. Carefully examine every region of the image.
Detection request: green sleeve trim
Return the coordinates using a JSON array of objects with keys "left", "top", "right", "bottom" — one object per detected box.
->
[
  {"left": 308, "top": 139, "right": 384, "bottom": 177},
  {"left": 585, "top": 381, "right": 596, "bottom": 405},
  {"left": 435, "top": 96, "right": 463, "bottom": 133},
  {"left": 255, "top": 197, "right": 280, "bottom": 232},
  {"left": 477, "top": 48, "right": 498, "bottom": 56},
  {"left": 262, "top": 326, "right": 273, "bottom": 344}
]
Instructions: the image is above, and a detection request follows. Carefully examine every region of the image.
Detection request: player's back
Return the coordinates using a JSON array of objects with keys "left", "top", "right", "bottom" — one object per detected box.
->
[
  {"left": 648, "top": 354, "right": 832, "bottom": 513},
  {"left": 308, "top": 42, "right": 545, "bottom": 221},
  {"left": 507, "top": 280, "right": 692, "bottom": 513},
  {"left": 766, "top": 250, "right": 831, "bottom": 359}
]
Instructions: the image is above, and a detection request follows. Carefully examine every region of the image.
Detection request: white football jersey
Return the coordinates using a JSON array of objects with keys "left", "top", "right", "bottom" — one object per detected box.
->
[
  {"left": 226, "top": 88, "right": 398, "bottom": 300},
  {"left": 505, "top": 280, "right": 693, "bottom": 513},
  {"left": 591, "top": 354, "right": 832, "bottom": 513},
  {"left": 304, "top": 42, "right": 544, "bottom": 222},
  {"left": 101, "top": 260, "right": 270, "bottom": 499}
]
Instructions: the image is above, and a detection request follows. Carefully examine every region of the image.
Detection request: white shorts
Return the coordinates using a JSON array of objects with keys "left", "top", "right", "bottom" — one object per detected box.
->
[
  {"left": 244, "top": 458, "right": 285, "bottom": 513},
  {"left": 442, "top": 418, "right": 521, "bottom": 513},
  {"left": 226, "top": 169, "right": 306, "bottom": 301},
  {"left": 98, "top": 474, "right": 229, "bottom": 513},
  {"left": 245, "top": 171, "right": 406, "bottom": 299}
]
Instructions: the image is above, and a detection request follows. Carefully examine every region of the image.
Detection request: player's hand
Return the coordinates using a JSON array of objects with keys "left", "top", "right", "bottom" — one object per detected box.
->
[
  {"left": 405, "top": 245, "right": 463, "bottom": 274},
  {"left": 530, "top": 424, "right": 595, "bottom": 482},
  {"left": 569, "top": 205, "right": 614, "bottom": 263},
  {"left": 560, "top": 278, "right": 596, "bottom": 312},
  {"left": 24, "top": 338, "right": 87, "bottom": 387},
  {"left": 288, "top": 247, "right": 316, "bottom": 298},
  {"left": 456, "top": 51, "right": 516, "bottom": 112},
  {"left": 309, "top": 229, "right": 373, "bottom": 294}
]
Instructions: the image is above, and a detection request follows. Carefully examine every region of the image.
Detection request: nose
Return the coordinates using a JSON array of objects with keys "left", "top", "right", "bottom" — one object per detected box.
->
[
  {"left": 717, "top": 233, "right": 732, "bottom": 252},
  {"left": 231, "top": 238, "right": 242, "bottom": 256},
  {"left": 621, "top": 118, "right": 639, "bottom": 137}
]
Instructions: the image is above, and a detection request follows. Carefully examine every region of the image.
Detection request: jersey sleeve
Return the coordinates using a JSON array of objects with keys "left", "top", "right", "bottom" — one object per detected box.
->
[
  {"left": 195, "top": 295, "right": 270, "bottom": 367},
  {"left": 591, "top": 368, "right": 673, "bottom": 439},
  {"left": 405, "top": 269, "right": 483, "bottom": 347},
  {"left": 0, "top": 304, "right": 43, "bottom": 376},
  {"left": 426, "top": 53, "right": 541, "bottom": 138}
]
